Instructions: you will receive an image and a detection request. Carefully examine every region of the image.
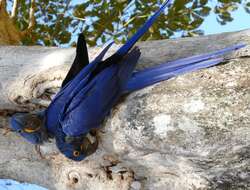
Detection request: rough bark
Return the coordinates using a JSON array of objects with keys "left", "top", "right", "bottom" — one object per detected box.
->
[
  {"left": 0, "top": 30, "right": 250, "bottom": 190},
  {"left": 0, "top": 1, "right": 21, "bottom": 45},
  {"left": 0, "top": 0, "right": 36, "bottom": 45}
]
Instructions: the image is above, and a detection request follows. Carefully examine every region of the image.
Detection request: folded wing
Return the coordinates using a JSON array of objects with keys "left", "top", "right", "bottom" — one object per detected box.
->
[
  {"left": 60, "top": 48, "right": 141, "bottom": 136},
  {"left": 61, "top": 34, "right": 89, "bottom": 87}
]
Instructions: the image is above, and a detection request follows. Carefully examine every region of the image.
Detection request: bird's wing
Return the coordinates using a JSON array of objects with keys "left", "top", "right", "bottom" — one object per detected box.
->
[
  {"left": 46, "top": 41, "right": 114, "bottom": 133},
  {"left": 61, "top": 34, "right": 114, "bottom": 88},
  {"left": 50, "top": 42, "right": 114, "bottom": 106},
  {"left": 97, "top": 0, "right": 171, "bottom": 73},
  {"left": 60, "top": 0, "right": 171, "bottom": 91},
  {"left": 46, "top": 0, "right": 171, "bottom": 133},
  {"left": 115, "top": 0, "right": 172, "bottom": 57},
  {"left": 60, "top": 48, "right": 141, "bottom": 136},
  {"left": 93, "top": 42, "right": 114, "bottom": 62},
  {"left": 61, "top": 34, "right": 89, "bottom": 87}
]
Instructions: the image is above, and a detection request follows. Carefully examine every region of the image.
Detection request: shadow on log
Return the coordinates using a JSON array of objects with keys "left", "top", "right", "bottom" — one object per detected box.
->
[{"left": 0, "top": 29, "right": 250, "bottom": 190}]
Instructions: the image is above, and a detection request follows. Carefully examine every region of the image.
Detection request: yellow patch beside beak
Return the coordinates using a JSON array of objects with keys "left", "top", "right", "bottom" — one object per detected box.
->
[{"left": 23, "top": 126, "right": 41, "bottom": 133}]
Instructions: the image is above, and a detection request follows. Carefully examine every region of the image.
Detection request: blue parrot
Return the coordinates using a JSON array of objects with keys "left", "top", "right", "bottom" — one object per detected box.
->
[{"left": 10, "top": 0, "right": 245, "bottom": 161}]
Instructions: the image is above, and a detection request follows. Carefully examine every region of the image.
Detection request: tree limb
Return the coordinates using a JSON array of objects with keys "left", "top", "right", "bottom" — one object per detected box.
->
[
  {"left": 0, "top": 0, "right": 6, "bottom": 10},
  {"left": 0, "top": 0, "right": 21, "bottom": 45},
  {"left": 27, "top": 0, "right": 36, "bottom": 31},
  {"left": 21, "top": 0, "right": 36, "bottom": 36},
  {"left": 10, "top": 0, "right": 18, "bottom": 20},
  {"left": 0, "top": 30, "right": 249, "bottom": 190}
]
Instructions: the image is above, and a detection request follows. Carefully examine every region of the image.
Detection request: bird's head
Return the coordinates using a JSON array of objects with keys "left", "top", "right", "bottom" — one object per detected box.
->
[
  {"left": 56, "top": 133, "right": 98, "bottom": 161},
  {"left": 9, "top": 111, "right": 48, "bottom": 144}
]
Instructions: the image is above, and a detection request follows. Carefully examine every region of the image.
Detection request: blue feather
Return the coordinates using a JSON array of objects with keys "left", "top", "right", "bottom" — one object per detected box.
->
[
  {"left": 46, "top": 42, "right": 114, "bottom": 133},
  {"left": 9, "top": 0, "right": 246, "bottom": 162},
  {"left": 124, "top": 44, "right": 246, "bottom": 92},
  {"left": 94, "top": 42, "right": 114, "bottom": 62},
  {"left": 60, "top": 48, "right": 141, "bottom": 136},
  {"left": 116, "top": 0, "right": 172, "bottom": 56}
]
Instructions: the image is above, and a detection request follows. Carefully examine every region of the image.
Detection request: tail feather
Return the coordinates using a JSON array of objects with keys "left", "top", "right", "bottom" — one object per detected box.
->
[
  {"left": 135, "top": 43, "right": 245, "bottom": 78},
  {"left": 94, "top": 42, "right": 114, "bottom": 62},
  {"left": 118, "top": 47, "right": 141, "bottom": 85},
  {"left": 123, "top": 44, "right": 246, "bottom": 93},
  {"left": 124, "top": 58, "right": 223, "bottom": 93},
  {"left": 116, "top": 0, "right": 172, "bottom": 56}
]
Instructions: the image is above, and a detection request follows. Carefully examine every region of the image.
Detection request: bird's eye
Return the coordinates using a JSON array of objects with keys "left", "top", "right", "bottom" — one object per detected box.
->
[
  {"left": 18, "top": 129, "right": 22, "bottom": 133},
  {"left": 73, "top": 151, "right": 80, "bottom": 157}
]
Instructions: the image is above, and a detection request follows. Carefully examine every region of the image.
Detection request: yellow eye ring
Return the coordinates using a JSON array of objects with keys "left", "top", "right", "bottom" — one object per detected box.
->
[
  {"left": 73, "top": 151, "right": 80, "bottom": 157},
  {"left": 23, "top": 126, "right": 41, "bottom": 133}
]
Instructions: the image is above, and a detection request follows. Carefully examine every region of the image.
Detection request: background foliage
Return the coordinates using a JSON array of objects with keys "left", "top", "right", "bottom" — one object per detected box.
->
[{"left": 6, "top": 0, "right": 250, "bottom": 46}]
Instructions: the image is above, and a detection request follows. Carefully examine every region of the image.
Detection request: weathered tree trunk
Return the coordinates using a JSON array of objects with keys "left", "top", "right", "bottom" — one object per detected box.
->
[{"left": 0, "top": 30, "right": 249, "bottom": 190}]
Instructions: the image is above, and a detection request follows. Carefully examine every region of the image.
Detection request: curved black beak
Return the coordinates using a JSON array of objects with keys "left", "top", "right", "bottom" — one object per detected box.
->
[{"left": 81, "top": 133, "right": 99, "bottom": 156}]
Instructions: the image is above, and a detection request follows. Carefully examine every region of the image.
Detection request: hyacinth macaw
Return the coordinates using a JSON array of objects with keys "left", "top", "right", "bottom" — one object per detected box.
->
[{"left": 10, "top": 0, "right": 245, "bottom": 161}]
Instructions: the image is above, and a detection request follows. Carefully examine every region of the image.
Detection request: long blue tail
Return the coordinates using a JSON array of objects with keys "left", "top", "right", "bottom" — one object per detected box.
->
[
  {"left": 123, "top": 44, "right": 245, "bottom": 93},
  {"left": 116, "top": 0, "right": 172, "bottom": 56}
]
